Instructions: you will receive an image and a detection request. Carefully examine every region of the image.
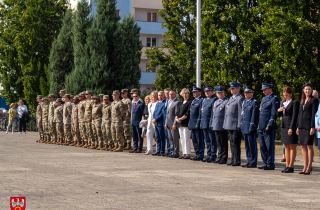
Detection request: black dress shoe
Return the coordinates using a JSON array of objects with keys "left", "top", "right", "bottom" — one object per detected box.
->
[
  {"left": 284, "top": 167, "right": 294, "bottom": 173},
  {"left": 242, "top": 164, "right": 249, "bottom": 168},
  {"left": 247, "top": 164, "right": 257, "bottom": 168},
  {"left": 152, "top": 152, "right": 160, "bottom": 156},
  {"left": 281, "top": 158, "right": 286, "bottom": 162},
  {"left": 264, "top": 166, "right": 275, "bottom": 170},
  {"left": 207, "top": 159, "right": 213, "bottom": 163},
  {"left": 166, "top": 153, "right": 172, "bottom": 157},
  {"left": 219, "top": 160, "right": 227, "bottom": 164},
  {"left": 201, "top": 159, "right": 208, "bottom": 162},
  {"left": 183, "top": 156, "right": 190, "bottom": 159},
  {"left": 214, "top": 159, "right": 221, "bottom": 163},
  {"left": 171, "top": 155, "right": 179, "bottom": 158},
  {"left": 193, "top": 157, "right": 202, "bottom": 161},
  {"left": 231, "top": 163, "right": 241, "bottom": 166},
  {"left": 258, "top": 166, "right": 267, "bottom": 169},
  {"left": 179, "top": 156, "right": 184, "bottom": 159},
  {"left": 226, "top": 163, "right": 233, "bottom": 166},
  {"left": 161, "top": 153, "right": 166, "bottom": 156},
  {"left": 281, "top": 167, "right": 288, "bottom": 173}
]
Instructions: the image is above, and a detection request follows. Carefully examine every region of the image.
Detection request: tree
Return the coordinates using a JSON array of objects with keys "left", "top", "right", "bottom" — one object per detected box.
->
[
  {"left": 113, "top": 15, "right": 142, "bottom": 93},
  {"left": 145, "top": 0, "right": 197, "bottom": 92},
  {"left": 65, "top": 0, "right": 92, "bottom": 95},
  {"left": 48, "top": 9, "right": 74, "bottom": 97},
  {"left": 257, "top": 0, "right": 320, "bottom": 98}
]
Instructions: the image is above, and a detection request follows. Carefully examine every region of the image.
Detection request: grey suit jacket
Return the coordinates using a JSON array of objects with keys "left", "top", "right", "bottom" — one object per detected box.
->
[
  {"left": 210, "top": 97, "right": 228, "bottom": 131},
  {"left": 165, "top": 98, "right": 180, "bottom": 128},
  {"left": 223, "top": 93, "right": 245, "bottom": 130}
]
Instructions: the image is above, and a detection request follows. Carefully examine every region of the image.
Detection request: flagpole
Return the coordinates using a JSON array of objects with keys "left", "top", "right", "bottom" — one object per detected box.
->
[{"left": 196, "top": 0, "right": 201, "bottom": 88}]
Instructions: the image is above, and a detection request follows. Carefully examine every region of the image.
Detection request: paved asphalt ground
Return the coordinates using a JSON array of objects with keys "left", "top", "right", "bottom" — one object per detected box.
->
[{"left": 0, "top": 132, "right": 319, "bottom": 210}]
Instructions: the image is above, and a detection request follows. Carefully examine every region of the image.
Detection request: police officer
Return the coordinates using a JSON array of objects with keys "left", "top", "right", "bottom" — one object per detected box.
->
[
  {"left": 197, "top": 85, "right": 217, "bottom": 162},
  {"left": 223, "top": 82, "right": 245, "bottom": 166},
  {"left": 258, "top": 83, "right": 280, "bottom": 170},
  {"left": 210, "top": 86, "right": 228, "bottom": 164},
  {"left": 189, "top": 86, "right": 204, "bottom": 161},
  {"left": 240, "top": 86, "right": 260, "bottom": 168}
]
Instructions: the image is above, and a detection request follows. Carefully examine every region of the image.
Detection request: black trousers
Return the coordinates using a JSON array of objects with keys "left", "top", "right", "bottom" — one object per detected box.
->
[
  {"left": 228, "top": 130, "right": 242, "bottom": 165},
  {"left": 214, "top": 130, "right": 228, "bottom": 162},
  {"left": 19, "top": 118, "right": 26, "bottom": 132}
]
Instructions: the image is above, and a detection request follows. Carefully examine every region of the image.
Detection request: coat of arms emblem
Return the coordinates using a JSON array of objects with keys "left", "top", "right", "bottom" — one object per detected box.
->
[{"left": 10, "top": 197, "right": 25, "bottom": 210}]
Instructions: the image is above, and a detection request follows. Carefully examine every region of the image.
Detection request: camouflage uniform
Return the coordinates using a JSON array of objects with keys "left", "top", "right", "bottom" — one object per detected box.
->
[
  {"left": 48, "top": 96, "right": 57, "bottom": 143},
  {"left": 36, "top": 95, "right": 43, "bottom": 140},
  {"left": 72, "top": 102, "right": 81, "bottom": 144},
  {"left": 63, "top": 99, "right": 72, "bottom": 143},
  {"left": 102, "top": 102, "right": 113, "bottom": 146},
  {"left": 92, "top": 99, "right": 103, "bottom": 147},
  {"left": 78, "top": 99, "right": 86, "bottom": 144},
  {"left": 111, "top": 98, "right": 126, "bottom": 146},
  {"left": 54, "top": 103, "right": 64, "bottom": 140},
  {"left": 84, "top": 96, "right": 94, "bottom": 146},
  {"left": 121, "top": 97, "right": 132, "bottom": 144},
  {"left": 41, "top": 99, "right": 49, "bottom": 142}
]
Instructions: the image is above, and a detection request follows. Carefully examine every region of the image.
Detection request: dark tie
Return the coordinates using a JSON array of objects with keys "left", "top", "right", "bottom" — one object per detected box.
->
[{"left": 134, "top": 103, "right": 136, "bottom": 109}]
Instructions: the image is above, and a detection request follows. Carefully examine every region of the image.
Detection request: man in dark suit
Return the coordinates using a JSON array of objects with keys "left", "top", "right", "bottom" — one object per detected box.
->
[
  {"left": 258, "top": 83, "right": 280, "bottom": 170},
  {"left": 163, "top": 88, "right": 172, "bottom": 156},
  {"left": 129, "top": 93, "right": 145, "bottom": 153},
  {"left": 152, "top": 91, "right": 166, "bottom": 156},
  {"left": 240, "top": 86, "right": 260, "bottom": 168},
  {"left": 197, "top": 85, "right": 217, "bottom": 163},
  {"left": 165, "top": 90, "right": 180, "bottom": 158},
  {"left": 189, "top": 86, "right": 204, "bottom": 161}
]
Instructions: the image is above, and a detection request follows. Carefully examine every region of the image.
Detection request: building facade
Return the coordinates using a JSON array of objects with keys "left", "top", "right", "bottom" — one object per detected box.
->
[{"left": 71, "top": 0, "right": 167, "bottom": 93}]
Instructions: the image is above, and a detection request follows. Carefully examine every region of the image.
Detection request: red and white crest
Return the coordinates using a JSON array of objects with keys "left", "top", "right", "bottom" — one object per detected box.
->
[{"left": 10, "top": 197, "right": 26, "bottom": 210}]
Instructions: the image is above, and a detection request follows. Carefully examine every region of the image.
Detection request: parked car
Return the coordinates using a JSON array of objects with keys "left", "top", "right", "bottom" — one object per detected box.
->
[{"left": 0, "top": 108, "right": 8, "bottom": 115}]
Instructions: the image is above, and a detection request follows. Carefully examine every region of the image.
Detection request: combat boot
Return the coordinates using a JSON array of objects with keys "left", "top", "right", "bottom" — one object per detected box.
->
[
  {"left": 64, "top": 142, "right": 70, "bottom": 146},
  {"left": 78, "top": 141, "right": 84, "bottom": 147},
  {"left": 55, "top": 138, "right": 60, "bottom": 145},
  {"left": 90, "top": 145, "right": 98, "bottom": 149},
  {"left": 70, "top": 141, "right": 77, "bottom": 146},
  {"left": 114, "top": 145, "right": 124, "bottom": 152},
  {"left": 101, "top": 145, "right": 108, "bottom": 150},
  {"left": 96, "top": 146, "right": 101, "bottom": 150},
  {"left": 124, "top": 142, "right": 132, "bottom": 150},
  {"left": 123, "top": 142, "right": 127, "bottom": 149},
  {"left": 109, "top": 143, "right": 117, "bottom": 151},
  {"left": 82, "top": 142, "right": 88, "bottom": 148}
]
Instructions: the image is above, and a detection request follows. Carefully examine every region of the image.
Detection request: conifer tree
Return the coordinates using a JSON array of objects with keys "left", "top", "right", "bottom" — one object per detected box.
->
[{"left": 48, "top": 9, "right": 74, "bottom": 97}]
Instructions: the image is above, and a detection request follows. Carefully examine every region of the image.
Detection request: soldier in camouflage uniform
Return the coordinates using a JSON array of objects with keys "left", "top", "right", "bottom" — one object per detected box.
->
[
  {"left": 70, "top": 95, "right": 74, "bottom": 104},
  {"left": 48, "top": 94, "right": 57, "bottom": 144},
  {"left": 92, "top": 96, "right": 103, "bottom": 149},
  {"left": 63, "top": 94, "right": 72, "bottom": 145},
  {"left": 111, "top": 90, "right": 127, "bottom": 152},
  {"left": 41, "top": 98, "right": 49, "bottom": 143},
  {"left": 71, "top": 96, "right": 82, "bottom": 146},
  {"left": 84, "top": 90, "right": 95, "bottom": 148},
  {"left": 78, "top": 92, "right": 87, "bottom": 148},
  {"left": 36, "top": 95, "right": 43, "bottom": 142},
  {"left": 121, "top": 89, "right": 133, "bottom": 150},
  {"left": 99, "top": 94, "right": 104, "bottom": 103},
  {"left": 54, "top": 98, "right": 64, "bottom": 144},
  {"left": 59, "top": 89, "right": 65, "bottom": 98},
  {"left": 101, "top": 95, "right": 113, "bottom": 151}
]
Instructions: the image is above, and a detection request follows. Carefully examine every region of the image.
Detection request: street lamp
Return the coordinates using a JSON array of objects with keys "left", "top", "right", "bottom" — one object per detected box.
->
[{"left": 196, "top": 0, "right": 201, "bottom": 88}]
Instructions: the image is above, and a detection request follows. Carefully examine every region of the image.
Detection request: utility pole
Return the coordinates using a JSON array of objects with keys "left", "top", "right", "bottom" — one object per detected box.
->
[{"left": 196, "top": 0, "right": 201, "bottom": 88}]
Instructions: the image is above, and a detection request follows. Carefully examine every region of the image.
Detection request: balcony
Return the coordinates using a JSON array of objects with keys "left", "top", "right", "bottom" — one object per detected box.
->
[
  {"left": 136, "top": 21, "right": 167, "bottom": 35},
  {"left": 139, "top": 72, "right": 157, "bottom": 85},
  {"left": 141, "top": 47, "right": 169, "bottom": 59}
]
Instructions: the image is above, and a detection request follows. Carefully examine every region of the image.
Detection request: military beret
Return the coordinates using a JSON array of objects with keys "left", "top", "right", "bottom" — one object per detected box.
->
[
  {"left": 113, "top": 90, "right": 120, "bottom": 95},
  {"left": 85, "top": 90, "right": 92, "bottom": 95},
  {"left": 229, "top": 82, "right": 240, "bottom": 89},
  {"left": 73, "top": 96, "right": 79, "bottom": 100},
  {"left": 99, "top": 94, "right": 104, "bottom": 97},
  {"left": 261, "top": 83, "right": 273, "bottom": 90},
  {"left": 215, "top": 86, "right": 225, "bottom": 93},
  {"left": 244, "top": 86, "right": 255, "bottom": 93},
  {"left": 62, "top": 94, "right": 70, "bottom": 98},
  {"left": 130, "top": 88, "right": 139, "bottom": 94},
  {"left": 192, "top": 86, "right": 201, "bottom": 92},
  {"left": 56, "top": 98, "right": 62, "bottom": 103},
  {"left": 204, "top": 85, "right": 214, "bottom": 92},
  {"left": 121, "top": 89, "right": 128, "bottom": 94},
  {"left": 92, "top": 96, "right": 99, "bottom": 100},
  {"left": 59, "top": 89, "right": 65, "bottom": 93},
  {"left": 103, "top": 95, "right": 109, "bottom": 100},
  {"left": 37, "top": 95, "right": 43, "bottom": 99},
  {"left": 42, "top": 97, "right": 48, "bottom": 101},
  {"left": 48, "top": 94, "right": 55, "bottom": 98},
  {"left": 70, "top": 95, "right": 74, "bottom": 99}
]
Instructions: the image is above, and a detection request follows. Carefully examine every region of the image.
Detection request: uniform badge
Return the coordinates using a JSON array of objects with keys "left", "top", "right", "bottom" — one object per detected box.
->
[{"left": 10, "top": 197, "right": 26, "bottom": 210}]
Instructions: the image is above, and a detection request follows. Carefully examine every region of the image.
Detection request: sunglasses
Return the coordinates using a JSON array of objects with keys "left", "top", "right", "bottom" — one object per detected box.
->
[
  {"left": 133, "top": 96, "right": 137, "bottom": 98},
  {"left": 85, "top": 94, "right": 89, "bottom": 95}
]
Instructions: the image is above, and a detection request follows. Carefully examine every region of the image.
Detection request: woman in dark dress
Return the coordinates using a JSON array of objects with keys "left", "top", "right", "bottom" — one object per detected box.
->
[
  {"left": 175, "top": 88, "right": 192, "bottom": 159},
  {"left": 296, "top": 82, "right": 318, "bottom": 175},
  {"left": 277, "top": 86, "right": 299, "bottom": 173}
]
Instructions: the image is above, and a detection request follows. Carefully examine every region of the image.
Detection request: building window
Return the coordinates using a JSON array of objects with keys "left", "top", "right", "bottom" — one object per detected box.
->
[
  {"left": 146, "top": 38, "right": 157, "bottom": 47},
  {"left": 116, "top": 10, "right": 120, "bottom": 17},
  {"left": 147, "top": 38, "right": 151, "bottom": 47},
  {"left": 152, "top": 13, "right": 157, "bottom": 22},
  {"left": 147, "top": 13, "right": 151, "bottom": 22},
  {"left": 152, "top": 38, "right": 157, "bottom": 47}
]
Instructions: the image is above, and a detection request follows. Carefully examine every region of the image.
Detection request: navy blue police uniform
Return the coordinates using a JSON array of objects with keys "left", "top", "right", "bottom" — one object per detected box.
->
[
  {"left": 197, "top": 85, "right": 217, "bottom": 162},
  {"left": 210, "top": 86, "right": 229, "bottom": 164},
  {"left": 240, "top": 86, "right": 260, "bottom": 167},
  {"left": 188, "top": 86, "right": 204, "bottom": 161},
  {"left": 258, "top": 83, "right": 280, "bottom": 170}
]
